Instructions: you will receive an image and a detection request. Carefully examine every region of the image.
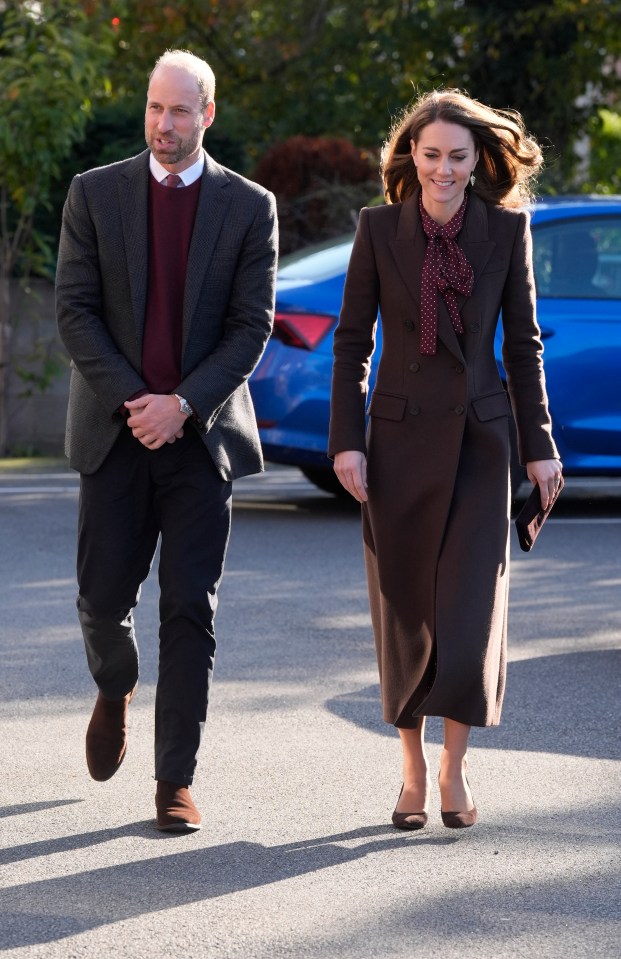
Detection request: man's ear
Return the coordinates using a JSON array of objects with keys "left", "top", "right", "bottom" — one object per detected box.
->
[{"left": 204, "top": 101, "right": 216, "bottom": 129}]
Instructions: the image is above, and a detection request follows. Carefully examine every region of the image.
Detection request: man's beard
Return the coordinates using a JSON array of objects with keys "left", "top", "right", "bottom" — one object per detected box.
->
[{"left": 145, "top": 122, "right": 203, "bottom": 165}]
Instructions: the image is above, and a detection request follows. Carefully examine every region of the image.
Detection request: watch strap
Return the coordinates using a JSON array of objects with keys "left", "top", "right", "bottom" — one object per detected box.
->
[{"left": 173, "top": 393, "right": 194, "bottom": 418}]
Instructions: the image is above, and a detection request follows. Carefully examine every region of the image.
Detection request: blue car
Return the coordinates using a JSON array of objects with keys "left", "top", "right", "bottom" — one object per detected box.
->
[{"left": 250, "top": 197, "right": 621, "bottom": 495}]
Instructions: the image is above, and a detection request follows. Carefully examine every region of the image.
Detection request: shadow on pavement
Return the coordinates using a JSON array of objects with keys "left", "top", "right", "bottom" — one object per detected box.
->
[
  {"left": 0, "top": 799, "right": 83, "bottom": 820},
  {"left": 325, "top": 649, "right": 621, "bottom": 761},
  {"left": 0, "top": 820, "right": 157, "bottom": 868},
  {"left": 2, "top": 807, "right": 618, "bottom": 951},
  {"left": 1, "top": 807, "right": 617, "bottom": 950},
  {"left": 1, "top": 823, "right": 456, "bottom": 949}
]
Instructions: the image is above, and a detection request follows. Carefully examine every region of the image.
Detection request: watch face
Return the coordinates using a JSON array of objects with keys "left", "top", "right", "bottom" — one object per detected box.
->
[{"left": 175, "top": 394, "right": 192, "bottom": 417}]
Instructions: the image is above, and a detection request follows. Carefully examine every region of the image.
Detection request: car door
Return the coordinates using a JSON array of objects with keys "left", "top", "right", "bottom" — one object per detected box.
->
[{"left": 530, "top": 214, "right": 621, "bottom": 471}]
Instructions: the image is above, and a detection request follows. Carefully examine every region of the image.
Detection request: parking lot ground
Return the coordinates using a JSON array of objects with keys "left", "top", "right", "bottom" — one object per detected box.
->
[{"left": 0, "top": 465, "right": 620, "bottom": 958}]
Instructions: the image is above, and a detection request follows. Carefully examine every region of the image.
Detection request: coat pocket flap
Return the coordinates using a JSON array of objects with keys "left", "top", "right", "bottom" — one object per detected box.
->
[
  {"left": 472, "top": 391, "right": 511, "bottom": 421},
  {"left": 368, "top": 391, "right": 408, "bottom": 421}
]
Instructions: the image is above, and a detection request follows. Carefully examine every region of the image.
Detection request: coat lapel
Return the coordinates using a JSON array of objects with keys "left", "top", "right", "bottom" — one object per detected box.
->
[
  {"left": 457, "top": 192, "right": 496, "bottom": 293},
  {"left": 118, "top": 150, "right": 151, "bottom": 343},
  {"left": 182, "top": 151, "right": 231, "bottom": 345},
  {"left": 442, "top": 194, "right": 496, "bottom": 359},
  {"left": 117, "top": 149, "right": 232, "bottom": 349},
  {"left": 388, "top": 194, "right": 426, "bottom": 311}
]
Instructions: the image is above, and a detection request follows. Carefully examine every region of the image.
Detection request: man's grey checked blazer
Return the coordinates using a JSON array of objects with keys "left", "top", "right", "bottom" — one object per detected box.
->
[{"left": 56, "top": 148, "right": 278, "bottom": 480}]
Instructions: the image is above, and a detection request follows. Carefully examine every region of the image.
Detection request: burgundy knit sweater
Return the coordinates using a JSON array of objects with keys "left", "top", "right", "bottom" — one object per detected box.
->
[{"left": 142, "top": 175, "right": 201, "bottom": 393}]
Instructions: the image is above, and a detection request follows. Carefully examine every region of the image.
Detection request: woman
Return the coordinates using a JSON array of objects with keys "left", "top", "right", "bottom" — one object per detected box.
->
[{"left": 329, "top": 90, "right": 562, "bottom": 829}]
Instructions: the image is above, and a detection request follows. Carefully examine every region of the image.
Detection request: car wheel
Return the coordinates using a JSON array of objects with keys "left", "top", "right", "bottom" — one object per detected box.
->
[{"left": 300, "top": 465, "right": 348, "bottom": 497}]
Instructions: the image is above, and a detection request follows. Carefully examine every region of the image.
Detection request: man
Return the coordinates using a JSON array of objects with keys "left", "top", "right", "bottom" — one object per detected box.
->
[{"left": 56, "top": 50, "right": 278, "bottom": 831}]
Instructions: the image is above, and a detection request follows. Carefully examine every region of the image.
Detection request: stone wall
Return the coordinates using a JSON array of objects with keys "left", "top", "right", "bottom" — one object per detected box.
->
[{"left": 6, "top": 279, "right": 69, "bottom": 455}]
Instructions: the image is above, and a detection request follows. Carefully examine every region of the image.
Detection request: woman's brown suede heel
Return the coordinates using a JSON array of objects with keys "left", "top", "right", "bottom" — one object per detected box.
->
[
  {"left": 440, "top": 774, "right": 478, "bottom": 828},
  {"left": 391, "top": 784, "right": 428, "bottom": 830}
]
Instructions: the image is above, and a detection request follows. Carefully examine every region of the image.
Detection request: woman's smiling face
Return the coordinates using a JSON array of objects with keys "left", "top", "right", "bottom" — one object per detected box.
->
[{"left": 411, "top": 120, "right": 479, "bottom": 224}]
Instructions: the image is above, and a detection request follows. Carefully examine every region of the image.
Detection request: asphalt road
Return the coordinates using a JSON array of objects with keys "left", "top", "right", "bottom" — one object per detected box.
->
[{"left": 0, "top": 465, "right": 620, "bottom": 959}]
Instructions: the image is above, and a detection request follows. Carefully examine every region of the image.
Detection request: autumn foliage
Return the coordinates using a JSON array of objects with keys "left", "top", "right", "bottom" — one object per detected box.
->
[{"left": 254, "top": 135, "right": 380, "bottom": 253}]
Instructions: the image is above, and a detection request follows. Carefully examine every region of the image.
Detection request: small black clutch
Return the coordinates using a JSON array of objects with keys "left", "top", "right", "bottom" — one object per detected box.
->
[{"left": 515, "top": 476, "right": 564, "bottom": 552}]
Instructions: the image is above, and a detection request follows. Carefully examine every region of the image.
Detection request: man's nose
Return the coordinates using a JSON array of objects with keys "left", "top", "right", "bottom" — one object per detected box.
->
[{"left": 157, "top": 109, "right": 173, "bottom": 130}]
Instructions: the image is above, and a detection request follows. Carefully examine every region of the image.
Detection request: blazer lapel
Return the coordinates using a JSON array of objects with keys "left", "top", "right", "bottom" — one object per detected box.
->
[
  {"left": 118, "top": 150, "right": 151, "bottom": 343},
  {"left": 182, "top": 152, "right": 231, "bottom": 345},
  {"left": 388, "top": 195, "right": 426, "bottom": 310},
  {"left": 458, "top": 192, "right": 496, "bottom": 291},
  {"left": 437, "top": 195, "right": 494, "bottom": 358},
  {"left": 439, "top": 194, "right": 496, "bottom": 359}
]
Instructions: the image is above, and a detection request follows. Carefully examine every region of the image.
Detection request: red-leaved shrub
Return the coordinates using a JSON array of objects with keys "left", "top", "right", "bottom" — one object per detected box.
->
[{"left": 254, "top": 136, "right": 380, "bottom": 254}]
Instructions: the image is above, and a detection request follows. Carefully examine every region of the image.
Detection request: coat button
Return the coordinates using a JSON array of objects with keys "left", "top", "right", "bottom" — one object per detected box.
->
[
  {"left": 454, "top": 404, "right": 465, "bottom": 415},
  {"left": 404, "top": 320, "right": 415, "bottom": 331},
  {"left": 470, "top": 324, "right": 480, "bottom": 333},
  {"left": 409, "top": 406, "right": 420, "bottom": 416},
  {"left": 409, "top": 362, "right": 420, "bottom": 373},
  {"left": 454, "top": 363, "right": 464, "bottom": 374}
]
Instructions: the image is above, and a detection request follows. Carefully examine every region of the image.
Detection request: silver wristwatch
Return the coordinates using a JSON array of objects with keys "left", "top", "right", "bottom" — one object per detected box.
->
[{"left": 173, "top": 393, "right": 193, "bottom": 418}]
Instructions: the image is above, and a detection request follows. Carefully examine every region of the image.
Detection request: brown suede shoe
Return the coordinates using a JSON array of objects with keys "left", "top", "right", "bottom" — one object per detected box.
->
[
  {"left": 441, "top": 805, "right": 478, "bottom": 829},
  {"left": 85, "top": 686, "right": 136, "bottom": 782},
  {"left": 440, "top": 775, "right": 478, "bottom": 829},
  {"left": 155, "top": 781, "right": 202, "bottom": 832},
  {"left": 391, "top": 784, "right": 428, "bottom": 831}
]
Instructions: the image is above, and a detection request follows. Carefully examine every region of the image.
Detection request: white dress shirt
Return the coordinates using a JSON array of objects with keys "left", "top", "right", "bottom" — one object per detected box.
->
[{"left": 149, "top": 153, "right": 205, "bottom": 186}]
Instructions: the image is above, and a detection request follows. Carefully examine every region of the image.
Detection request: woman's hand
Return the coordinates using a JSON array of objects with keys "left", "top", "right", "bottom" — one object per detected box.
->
[
  {"left": 526, "top": 459, "right": 563, "bottom": 510},
  {"left": 334, "top": 450, "right": 368, "bottom": 502}
]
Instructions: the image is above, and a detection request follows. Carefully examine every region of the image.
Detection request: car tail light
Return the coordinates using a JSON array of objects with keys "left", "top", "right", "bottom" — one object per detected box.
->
[{"left": 272, "top": 311, "right": 335, "bottom": 350}]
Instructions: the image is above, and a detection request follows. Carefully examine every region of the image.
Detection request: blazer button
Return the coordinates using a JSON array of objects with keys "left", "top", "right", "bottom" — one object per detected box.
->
[
  {"left": 404, "top": 320, "right": 415, "bottom": 331},
  {"left": 470, "top": 324, "right": 480, "bottom": 333},
  {"left": 454, "top": 363, "right": 464, "bottom": 374},
  {"left": 409, "top": 362, "right": 420, "bottom": 373},
  {"left": 409, "top": 406, "right": 421, "bottom": 416},
  {"left": 454, "top": 404, "right": 465, "bottom": 415}
]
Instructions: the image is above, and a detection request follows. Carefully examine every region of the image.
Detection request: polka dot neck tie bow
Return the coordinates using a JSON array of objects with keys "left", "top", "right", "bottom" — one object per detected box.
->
[{"left": 418, "top": 193, "right": 474, "bottom": 356}]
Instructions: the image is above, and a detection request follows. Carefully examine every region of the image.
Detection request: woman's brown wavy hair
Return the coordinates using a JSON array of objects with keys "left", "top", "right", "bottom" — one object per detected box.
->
[{"left": 381, "top": 89, "right": 543, "bottom": 208}]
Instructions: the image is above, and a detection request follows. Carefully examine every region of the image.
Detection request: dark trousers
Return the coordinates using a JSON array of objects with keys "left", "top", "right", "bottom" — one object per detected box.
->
[{"left": 76, "top": 425, "right": 232, "bottom": 784}]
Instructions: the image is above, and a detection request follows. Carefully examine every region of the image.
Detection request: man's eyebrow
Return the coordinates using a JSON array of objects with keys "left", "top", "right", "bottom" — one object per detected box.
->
[{"left": 147, "top": 99, "right": 193, "bottom": 109}]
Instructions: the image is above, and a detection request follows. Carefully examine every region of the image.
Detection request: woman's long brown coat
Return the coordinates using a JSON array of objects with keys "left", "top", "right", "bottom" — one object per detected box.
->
[{"left": 329, "top": 192, "right": 558, "bottom": 728}]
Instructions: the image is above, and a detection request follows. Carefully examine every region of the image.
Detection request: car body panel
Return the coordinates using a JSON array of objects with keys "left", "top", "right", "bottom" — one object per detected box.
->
[{"left": 251, "top": 197, "right": 621, "bottom": 477}]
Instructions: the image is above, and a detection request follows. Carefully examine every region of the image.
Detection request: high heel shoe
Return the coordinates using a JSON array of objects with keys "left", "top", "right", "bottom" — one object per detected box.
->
[
  {"left": 439, "top": 773, "right": 477, "bottom": 829},
  {"left": 441, "top": 804, "right": 477, "bottom": 829},
  {"left": 391, "top": 784, "right": 428, "bottom": 830}
]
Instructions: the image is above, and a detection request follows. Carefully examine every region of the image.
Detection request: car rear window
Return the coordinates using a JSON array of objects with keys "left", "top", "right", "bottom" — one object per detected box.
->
[
  {"left": 278, "top": 237, "right": 354, "bottom": 282},
  {"left": 533, "top": 216, "right": 621, "bottom": 299}
]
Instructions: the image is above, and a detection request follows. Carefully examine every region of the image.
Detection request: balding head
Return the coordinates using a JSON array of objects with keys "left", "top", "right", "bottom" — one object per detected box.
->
[{"left": 150, "top": 50, "right": 216, "bottom": 111}]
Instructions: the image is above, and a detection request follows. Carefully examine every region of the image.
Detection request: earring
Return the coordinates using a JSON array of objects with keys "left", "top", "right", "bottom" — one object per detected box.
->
[{"left": 470, "top": 172, "right": 476, "bottom": 187}]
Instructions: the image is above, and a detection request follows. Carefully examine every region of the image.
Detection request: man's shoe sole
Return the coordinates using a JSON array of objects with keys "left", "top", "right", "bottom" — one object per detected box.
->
[{"left": 157, "top": 820, "right": 202, "bottom": 833}]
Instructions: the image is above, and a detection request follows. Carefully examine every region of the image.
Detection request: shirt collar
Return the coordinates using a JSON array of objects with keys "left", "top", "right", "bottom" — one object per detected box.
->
[{"left": 149, "top": 152, "right": 205, "bottom": 186}]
